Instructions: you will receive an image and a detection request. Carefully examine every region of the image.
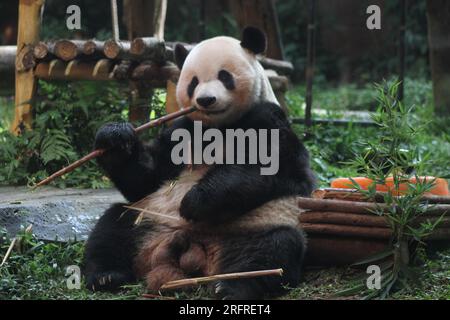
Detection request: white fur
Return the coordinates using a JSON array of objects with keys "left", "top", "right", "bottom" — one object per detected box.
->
[{"left": 176, "top": 36, "right": 279, "bottom": 126}]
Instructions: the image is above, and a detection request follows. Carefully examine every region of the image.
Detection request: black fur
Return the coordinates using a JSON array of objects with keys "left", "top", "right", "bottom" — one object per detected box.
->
[
  {"left": 215, "top": 226, "right": 306, "bottom": 299},
  {"left": 187, "top": 76, "right": 199, "bottom": 98},
  {"left": 218, "top": 70, "right": 236, "bottom": 90},
  {"left": 241, "top": 26, "right": 267, "bottom": 55},
  {"left": 85, "top": 102, "right": 315, "bottom": 296},
  {"left": 83, "top": 203, "right": 144, "bottom": 291},
  {"left": 174, "top": 43, "right": 190, "bottom": 70}
]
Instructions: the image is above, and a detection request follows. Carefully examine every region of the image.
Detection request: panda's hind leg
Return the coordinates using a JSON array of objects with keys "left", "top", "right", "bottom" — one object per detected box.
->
[
  {"left": 83, "top": 203, "right": 145, "bottom": 291},
  {"left": 214, "top": 226, "right": 306, "bottom": 300}
]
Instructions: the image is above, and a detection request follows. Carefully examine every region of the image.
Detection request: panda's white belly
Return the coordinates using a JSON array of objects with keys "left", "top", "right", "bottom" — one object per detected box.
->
[{"left": 135, "top": 166, "right": 301, "bottom": 232}]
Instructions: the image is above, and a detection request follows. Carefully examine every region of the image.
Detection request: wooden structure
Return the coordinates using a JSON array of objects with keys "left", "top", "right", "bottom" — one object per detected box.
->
[
  {"left": 299, "top": 188, "right": 450, "bottom": 266},
  {"left": 8, "top": 0, "right": 292, "bottom": 134}
]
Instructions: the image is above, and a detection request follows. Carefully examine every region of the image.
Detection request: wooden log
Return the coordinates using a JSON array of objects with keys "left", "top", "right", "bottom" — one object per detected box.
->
[
  {"left": 93, "top": 59, "right": 113, "bottom": 78},
  {"left": 83, "top": 40, "right": 104, "bottom": 55},
  {"left": 302, "top": 222, "right": 450, "bottom": 241},
  {"left": 313, "top": 188, "right": 450, "bottom": 204},
  {"left": 301, "top": 222, "right": 392, "bottom": 240},
  {"left": 54, "top": 40, "right": 85, "bottom": 61},
  {"left": 258, "top": 56, "right": 294, "bottom": 75},
  {"left": 12, "top": 0, "right": 44, "bottom": 134},
  {"left": 299, "top": 211, "right": 450, "bottom": 228},
  {"left": 16, "top": 44, "right": 35, "bottom": 72},
  {"left": 298, "top": 197, "right": 450, "bottom": 216},
  {"left": 130, "top": 37, "right": 166, "bottom": 63},
  {"left": 112, "top": 60, "right": 135, "bottom": 80},
  {"left": 33, "top": 41, "right": 56, "bottom": 60},
  {"left": 35, "top": 60, "right": 111, "bottom": 81},
  {"left": 104, "top": 39, "right": 132, "bottom": 60},
  {"left": 130, "top": 62, "right": 179, "bottom": 82}
]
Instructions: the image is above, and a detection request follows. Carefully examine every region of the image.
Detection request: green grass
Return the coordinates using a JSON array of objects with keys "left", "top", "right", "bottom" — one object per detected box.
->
[{"left": 1, "top": 228, "right": 449, "bottom": 300}]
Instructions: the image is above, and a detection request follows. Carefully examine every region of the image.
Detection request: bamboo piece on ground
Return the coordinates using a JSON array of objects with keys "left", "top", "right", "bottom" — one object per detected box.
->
[
  {"left": 159, "top": 268, "right": 283, "bottom": 291},
  {"left": 34, "top": 106, "right": 197, "bottom": 188}
]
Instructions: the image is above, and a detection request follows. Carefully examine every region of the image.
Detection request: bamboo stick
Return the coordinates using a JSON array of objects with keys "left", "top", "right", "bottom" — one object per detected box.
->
[
  {"left": 159, "top": 268, "right": 283, "bottom": 291},
  {"left": 34, "top": 106, "right": 197, "bottom": 188}
]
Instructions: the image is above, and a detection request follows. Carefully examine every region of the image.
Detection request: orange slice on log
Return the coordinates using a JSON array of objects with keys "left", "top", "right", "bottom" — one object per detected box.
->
[{"left": 331, "top": 176, "right": 449, "bottom": 196}]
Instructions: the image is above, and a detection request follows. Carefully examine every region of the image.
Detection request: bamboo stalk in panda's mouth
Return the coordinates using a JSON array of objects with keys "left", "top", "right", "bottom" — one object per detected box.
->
[{"left": 33, "top": 107, "right": 197, "bottom": 189}]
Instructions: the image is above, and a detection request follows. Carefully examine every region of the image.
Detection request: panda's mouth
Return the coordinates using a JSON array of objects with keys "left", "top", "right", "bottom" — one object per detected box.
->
[{"left": 199, "top": 107, "right": 229, "bottom": 115}]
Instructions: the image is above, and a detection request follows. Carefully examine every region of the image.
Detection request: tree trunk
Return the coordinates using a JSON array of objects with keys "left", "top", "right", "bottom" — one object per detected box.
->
[{"left": 427, "top": 0, "right": 450, "bottom": 115}]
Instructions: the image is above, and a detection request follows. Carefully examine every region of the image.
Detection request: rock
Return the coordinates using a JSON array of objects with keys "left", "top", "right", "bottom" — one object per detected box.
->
[{"left": 0, "top": 187, "right": 124, "bottom": 241}]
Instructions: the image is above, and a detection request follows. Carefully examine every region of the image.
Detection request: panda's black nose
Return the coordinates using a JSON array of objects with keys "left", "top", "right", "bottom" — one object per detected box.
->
[{"left": 196, "top": 96, "right": 216, "bottom": 108}]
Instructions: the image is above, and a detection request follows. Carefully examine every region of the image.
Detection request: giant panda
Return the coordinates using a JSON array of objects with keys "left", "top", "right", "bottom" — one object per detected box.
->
[{"left": 84, "top": 27, "right": 316, "bottom": 299}]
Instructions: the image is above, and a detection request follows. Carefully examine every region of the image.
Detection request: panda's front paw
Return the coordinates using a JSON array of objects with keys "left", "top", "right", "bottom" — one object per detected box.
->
[
  {"left": 94, "top": 122, "right": 138, "bottom": 167},
  {"left": 180, "top": 186, "right": 212, "bottom": 223},
  {"left": 86, "top": 270, "right": 134, "bottom": 292}
]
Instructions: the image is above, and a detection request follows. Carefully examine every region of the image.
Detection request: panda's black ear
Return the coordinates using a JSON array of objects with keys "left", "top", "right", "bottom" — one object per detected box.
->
[
  {"left": 174, "top": 43, "right": 189, "bottom": 70},
  {"left": 240, "top": 26, "right": 267, "bottom": 55}
]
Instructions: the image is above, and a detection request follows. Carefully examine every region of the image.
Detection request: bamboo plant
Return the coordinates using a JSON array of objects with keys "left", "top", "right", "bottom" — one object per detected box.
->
[{"left": 338, "top": 81, "right": 445, "bottom": 299}]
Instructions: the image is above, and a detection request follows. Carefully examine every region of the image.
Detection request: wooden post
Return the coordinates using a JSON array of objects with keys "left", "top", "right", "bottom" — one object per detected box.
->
[
  {"left": 12, "top": 0, "right": 44, "bottom": 134},
  {"left": 304, "top": 0, "right": 316, "bottom": 130},
  {"left": 398, "top": 0, "right": 406, "bottom": 102},
  {"left": 426, "top": 0, "right": 450, "bottom": 116}
]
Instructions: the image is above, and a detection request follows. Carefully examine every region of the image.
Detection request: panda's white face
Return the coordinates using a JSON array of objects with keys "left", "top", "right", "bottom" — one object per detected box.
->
[{"left": 176, "top": 34, "right": 278, "bottom": 127}]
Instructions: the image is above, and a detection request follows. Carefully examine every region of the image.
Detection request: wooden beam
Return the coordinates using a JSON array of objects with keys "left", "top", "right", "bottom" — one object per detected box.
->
[
  {"left": 0, "top": 46, "right": 16, "bottom": 94},
  {"left": 12, "top": 0, "right": 44, "bottom": 134}
]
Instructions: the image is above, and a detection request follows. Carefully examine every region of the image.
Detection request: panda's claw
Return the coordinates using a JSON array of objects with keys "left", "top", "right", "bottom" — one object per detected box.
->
[{"left": 86, "top": 270, "right": 133, "bottom": 292}]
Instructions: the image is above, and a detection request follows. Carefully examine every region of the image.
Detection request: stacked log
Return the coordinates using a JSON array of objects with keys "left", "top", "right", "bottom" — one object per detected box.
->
[
  {"left": 4, "top": 39, "right": 294, "bottom": 89},
  {"left": 299, "top": 189, "right": 450, "bottom": 266}
]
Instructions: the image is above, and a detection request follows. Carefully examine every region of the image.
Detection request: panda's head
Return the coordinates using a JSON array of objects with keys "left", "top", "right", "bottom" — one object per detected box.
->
[{"left": 174, "top": 27, "right": 278, "bottom": 126}]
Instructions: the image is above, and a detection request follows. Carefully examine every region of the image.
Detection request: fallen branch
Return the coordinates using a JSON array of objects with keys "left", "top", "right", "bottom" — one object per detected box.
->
[
  {"left": 34, "top": 107, "right": 197, "bottom": 188},
  {"left": 159, "top": 268, "right": 283, "bottom": 291}
]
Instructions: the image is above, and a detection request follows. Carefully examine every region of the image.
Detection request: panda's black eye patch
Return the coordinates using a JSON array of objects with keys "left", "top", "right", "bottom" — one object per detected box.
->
[
  {"left": 187, "top": 76, "right": 199, "bottom": 98},
  {"left": 218, "top": 70, "right": 235, "bottom": 90}
]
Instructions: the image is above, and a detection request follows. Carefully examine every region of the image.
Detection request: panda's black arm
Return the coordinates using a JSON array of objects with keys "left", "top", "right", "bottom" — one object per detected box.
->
[
  {"left": 94, "top": 120, "right": 189, "bottom": 202},
  {"left": 179, "top": 164, "right": 279, "bottom": 223}
]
